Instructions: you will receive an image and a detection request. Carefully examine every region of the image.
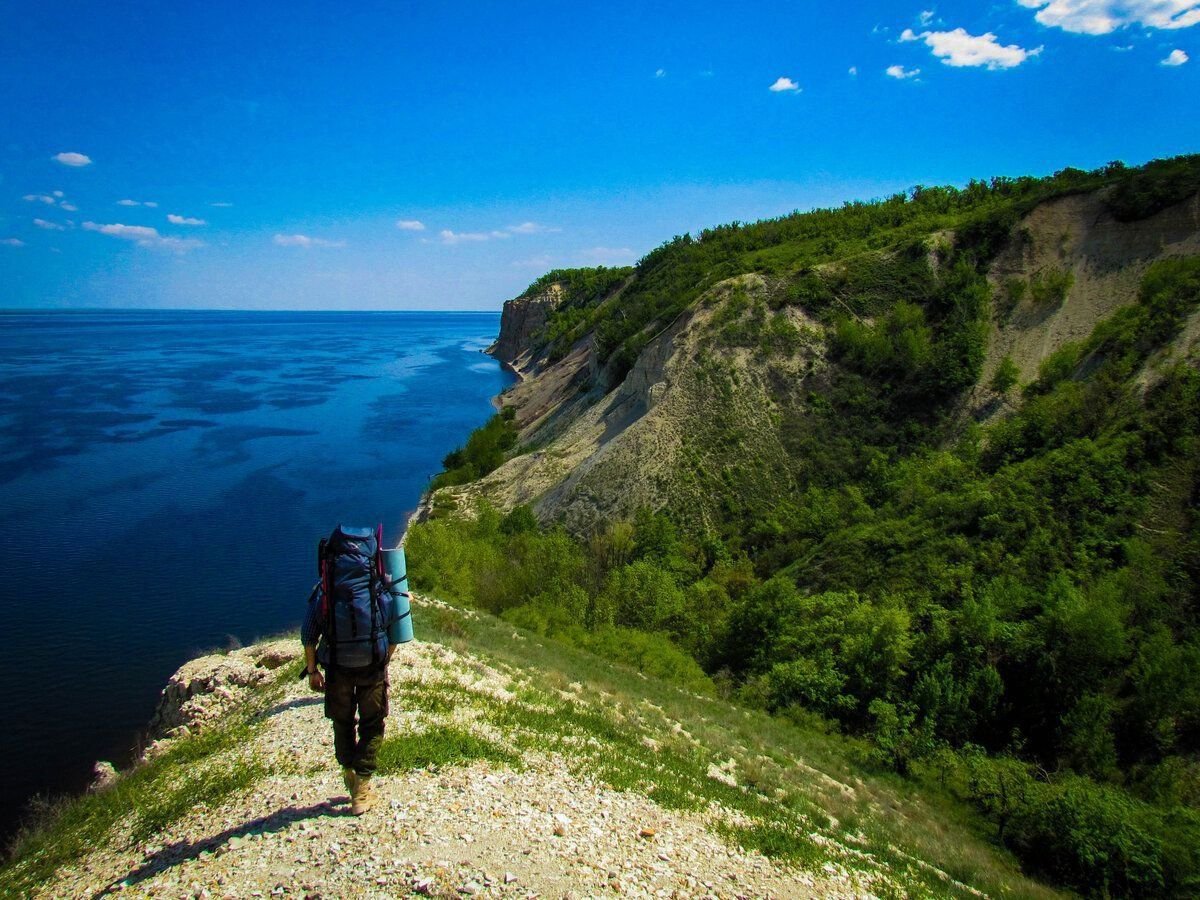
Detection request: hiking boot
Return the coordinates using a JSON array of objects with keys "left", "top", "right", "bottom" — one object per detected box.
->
[
  {"left": 350, "top": 775, "right": 375, "bottom": 815},
  {"left": 341, "top": 766, "right": 357, "bottom": 797}
]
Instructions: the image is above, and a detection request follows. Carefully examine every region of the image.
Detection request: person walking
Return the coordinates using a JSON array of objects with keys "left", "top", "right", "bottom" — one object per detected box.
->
[{"left": 301, "top": 525, "right": 403, "bottom": 815}]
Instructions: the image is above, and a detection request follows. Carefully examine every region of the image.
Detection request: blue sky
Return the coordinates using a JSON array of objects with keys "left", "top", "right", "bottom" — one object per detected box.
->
[{"left": 1, "top": 0, "right": 1197, "bottom": 310}]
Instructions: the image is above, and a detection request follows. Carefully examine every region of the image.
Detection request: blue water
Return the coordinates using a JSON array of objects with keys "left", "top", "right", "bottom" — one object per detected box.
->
[{"left": 0, "top": 309, "right": 510, "bottom": 835}]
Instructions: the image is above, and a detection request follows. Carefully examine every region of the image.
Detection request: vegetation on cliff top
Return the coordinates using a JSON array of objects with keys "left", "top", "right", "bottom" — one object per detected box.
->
[
  {"left": 526, "top": 154, "right": 1200, "bottom": 388},
  {"left": 420, "top": 154, "right": 1200, "bottom": 897}
]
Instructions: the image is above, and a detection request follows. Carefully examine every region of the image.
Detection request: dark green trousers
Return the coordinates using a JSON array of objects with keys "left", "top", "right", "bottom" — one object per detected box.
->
[{"left": 324, "top": 664, "right": 388, "bottom": 777}]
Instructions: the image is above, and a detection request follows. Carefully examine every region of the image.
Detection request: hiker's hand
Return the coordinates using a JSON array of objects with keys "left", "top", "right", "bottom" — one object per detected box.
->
[{"left": 308, "top": 669, "right": 325, "bottom": 692}]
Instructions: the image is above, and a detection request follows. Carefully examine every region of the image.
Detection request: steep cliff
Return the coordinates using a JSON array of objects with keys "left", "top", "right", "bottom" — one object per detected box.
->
[{"left": 451, "top": 178, "right": 1200, "bottom": 533}]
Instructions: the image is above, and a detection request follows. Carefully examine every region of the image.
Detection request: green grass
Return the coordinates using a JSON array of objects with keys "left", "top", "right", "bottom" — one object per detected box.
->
[
  {"left": 0, "top": 667, "right": 290, "bottom": 899},
  {"left": 376, "top": 725, "right": 518, "bottom": 773},
  {"left": 716, "top": 821, "right": 823, "bottom": 866}
]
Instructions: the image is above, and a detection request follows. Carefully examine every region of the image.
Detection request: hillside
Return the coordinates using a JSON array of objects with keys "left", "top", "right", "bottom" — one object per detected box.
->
[
  {"left": 1, "top": 601, "right": 1061, "bottom": 899},
  {"left": 412, "top": 155, "right": 1200, "bottom": 897}
]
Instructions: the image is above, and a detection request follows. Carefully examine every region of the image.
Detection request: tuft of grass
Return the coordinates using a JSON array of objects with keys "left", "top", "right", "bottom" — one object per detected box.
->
[
  {"left": 375, "top": 726, "right": 518, "bottom": 774},
  {"left": 716, "top": 821, "right": 823, "bottom": 867}
]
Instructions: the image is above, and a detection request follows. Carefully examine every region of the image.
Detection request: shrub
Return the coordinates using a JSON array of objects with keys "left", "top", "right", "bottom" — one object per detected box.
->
[{"left": 990, "top": 356, "right": 1020, "bottom": 394}]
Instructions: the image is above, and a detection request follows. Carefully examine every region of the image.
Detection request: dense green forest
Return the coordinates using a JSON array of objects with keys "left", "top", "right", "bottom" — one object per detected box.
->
[{"left": 412, "top": 155, "right": 1200, "bottom": 897}]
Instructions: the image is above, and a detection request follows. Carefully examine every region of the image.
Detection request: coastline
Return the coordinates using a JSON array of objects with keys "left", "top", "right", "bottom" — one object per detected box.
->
[{"left": 403, "top": 340, "right": 515, "bottom": 537}]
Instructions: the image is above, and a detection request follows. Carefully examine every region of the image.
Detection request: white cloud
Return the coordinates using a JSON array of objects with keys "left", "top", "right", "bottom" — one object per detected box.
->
[
  {"left": 33, "top": 218, "right": 65, "bottom": 230},
  {"left": 887, "top": 64, "right": 922, "bottom": 78},
  {"left": 52, "top": 190, "right": 63, "bottom": 198},
  {"left": 144, "top": 201, "right": 159, "bottom": 208},
  {"left": 1, "top": 238, "right": 25, "bottom": 247},
  {"left": 210, "top": 201, "right": 233, "bottom": 208},
  {"left": 53, "top": 151, "right": 92, "bottom": 167},
  {"left": 1162, "top": 47, "right": 1190, "bottom": 63},
  {"left": 655, "top": 68, "right": 666, "bottom": 77},
  {"left": 507, "top": 221, "right": 560, "bottom": 234},
  {"left": 83, "top": 221, "right": 203, "bottom": 251},
  {"left": 60, "top": 202, "right": 78, "bottom": 212},
  {"left": 117, "top": 199, "right": 139, "bottom": 207},
  {"left": 919, "top": 9, "right": 936, "bottom": 25},
  {"left": 439, "top": 229, "right": 492, "bottom": 244},
  {"left": 849, "top": 65, "right": 859, "bottom": 75},
  {"left": 900, "top": 27, "right": 920, "bottom": 41},
  {"left": 395, "top": 219, "right": 426, "bottom": 231},
  {"left": 273, "top": 233, "right": 346, "bottom": 248},
  {"left": 167, "top": 214, "right": 207, "bottom": 225},
  {"left": 438, "top": 228, "right": 513, "bottom": 244},
  {"left": 23, "top": 194, "right": 56, "bottom": 205},
  {"left": 768, "top": 76, "right": 802, "bottom": 92},
  {"left": 909, "top": 27, "right": 1041, "bottom": 68},
  {"left": 1018, "top": 0, "right": 1200, "bottom": 34}
]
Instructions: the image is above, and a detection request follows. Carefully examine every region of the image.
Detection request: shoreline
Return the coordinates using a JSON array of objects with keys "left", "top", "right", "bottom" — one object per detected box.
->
[{"left": 403, "top": 339, "right": 515, "bottom": 537}]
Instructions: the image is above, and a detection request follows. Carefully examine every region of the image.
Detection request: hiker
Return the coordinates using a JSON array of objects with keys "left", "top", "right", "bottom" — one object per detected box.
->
[{"left": 301, "top": 525, "right": 407, "bottom": 815}]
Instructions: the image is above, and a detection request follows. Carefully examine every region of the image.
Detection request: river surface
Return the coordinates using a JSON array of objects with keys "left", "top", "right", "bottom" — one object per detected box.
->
[{"left": 0, "top": 309, "right": 510, "bottom": 837}]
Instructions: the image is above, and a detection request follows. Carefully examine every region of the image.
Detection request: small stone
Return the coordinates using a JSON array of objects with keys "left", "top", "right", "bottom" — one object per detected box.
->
[
  {"left": 414, "top": 877, "right": 435, "bottom": 895},
  {"left": 638, "top": 827, "right": 656, "bottom": 839},
  {"left": 504, "top": 872, "right": 518, "bottom": 884},
  {"left": 459, "top": 881, "right": 483, "bottom": 896}
]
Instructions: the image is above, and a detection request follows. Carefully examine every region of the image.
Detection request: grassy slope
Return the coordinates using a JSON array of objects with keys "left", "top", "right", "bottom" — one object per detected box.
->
[{"left": 411, "top": 599, "right": 1063, "bottom": 898}]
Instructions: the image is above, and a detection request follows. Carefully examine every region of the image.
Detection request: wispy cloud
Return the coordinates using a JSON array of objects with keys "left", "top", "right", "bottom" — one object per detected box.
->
[
  {"left": 1162, "top": 47, "right": 1190, "bottom": 65},
  {"left": 25, "top": 192, "right": 77, "bottom": 211},
  {"left": 655, "top": 68, "right": 666, "bottom": 77},
  {"left": 902, "top": 27, "right": 1041, "bottom": 69},
  {"left": 918, "top": 9, "right": 936, "bottom": 26},
  {"left": 848, "top": 65, "right": 859, "bottom": 75},
  {"left": 83, "top": 221, "right": 203, "bottom": 251},
  {"left": 118, "top": 199, "right": 159, "bottom": 207},
  {"left": 395, "top": 219, "right": 426, "bottom": 231},
  {"left": 210, "top": 202, "right": 233, "bottom": 208},
  {"left": 1, "top": 238, "right": 25, "bottom": 247},
  {"left": 434, "top": 222, "right": 561, "bottom": 244},
  {"left": 53, "top": 151, "right": 92, "bottom": 167},
  {"left": 167, "top": 214, "right": 207, "bottom": 226},
  {"left": 439, "top": 229, "right": 504, "bottom": 244},
  {"left": 273, "top": 233, "right": 346, "bottom": 248},
  {"left": 33, "top": 218, "right": 65, "bottom": 230},
  {"left": 1018, "top": 0, "right": 1200, "bottom": 34},
  {"left": 506, "top": 221, "right": 559, "bottom": 234},
  {"left": 887, "top": 64, "right": 921, "bottom": 79},
  {"left": 768, "top": 76, "right": 802, "bottom": 92}
]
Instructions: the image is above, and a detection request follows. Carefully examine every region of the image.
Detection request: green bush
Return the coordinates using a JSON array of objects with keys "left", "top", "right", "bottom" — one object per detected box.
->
[
  {"left": 990, "top": 356, "right": 1020, "bottom": 394},
  {"left": 432, "top": 407, "right": 519, "bottom": 489}
]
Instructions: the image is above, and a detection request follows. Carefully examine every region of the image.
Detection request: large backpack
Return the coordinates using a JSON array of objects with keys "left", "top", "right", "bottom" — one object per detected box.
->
[{"left": 316, "top": 525, "right": 389, "bottom": 670}]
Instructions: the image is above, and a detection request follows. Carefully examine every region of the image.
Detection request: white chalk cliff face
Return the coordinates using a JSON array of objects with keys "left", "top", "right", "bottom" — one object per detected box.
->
[{"left": 447, "top": 189, "right": 1200, "bottom": 535}]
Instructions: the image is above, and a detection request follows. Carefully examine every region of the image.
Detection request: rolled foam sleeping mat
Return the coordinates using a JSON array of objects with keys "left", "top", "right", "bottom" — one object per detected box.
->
[{"left": 381, "top": 546, "right": 415, "bottom": 643}]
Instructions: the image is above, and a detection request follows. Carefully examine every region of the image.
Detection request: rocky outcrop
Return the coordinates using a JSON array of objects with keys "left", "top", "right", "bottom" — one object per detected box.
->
[
  {"left": 145, "top": 640, "right": 299, "bottom": 751},
  {"left": 970, "top": 190, "right": 1200, "bottom": 420},
  {"left": 487, "top": 283, "right": 565, "bottom": 376}
]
